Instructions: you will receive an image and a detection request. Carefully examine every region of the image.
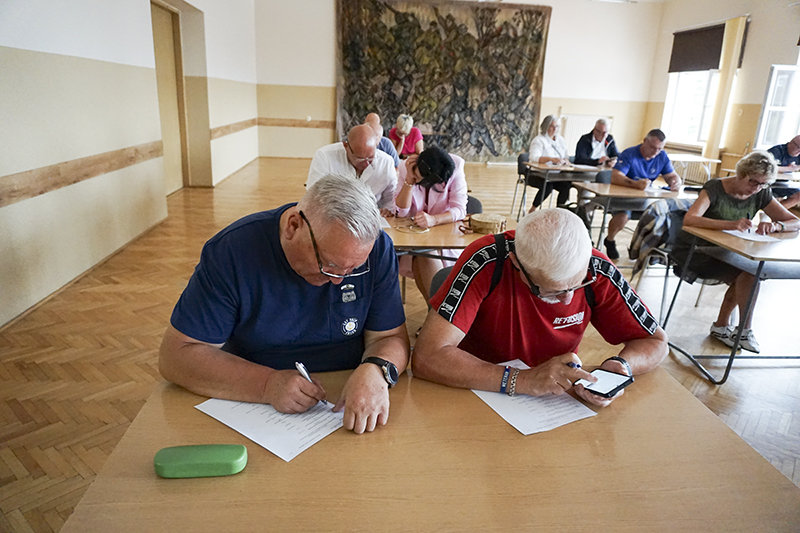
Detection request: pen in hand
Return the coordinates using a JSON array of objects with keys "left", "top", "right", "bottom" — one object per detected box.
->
[
  {"left": 295, "top": 361, "right": 323, "bottom": 404},
  {"left": 747, "top": 212, "right": 751, "bottom": 233},
  {"left": 566, "top": 362, "right": 581, "bottom": 369}
]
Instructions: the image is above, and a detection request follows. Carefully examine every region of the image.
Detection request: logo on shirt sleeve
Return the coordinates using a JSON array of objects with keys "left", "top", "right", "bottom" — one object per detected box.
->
[{"left": 341, "top": 317, "right": 359, "bottom": 336}]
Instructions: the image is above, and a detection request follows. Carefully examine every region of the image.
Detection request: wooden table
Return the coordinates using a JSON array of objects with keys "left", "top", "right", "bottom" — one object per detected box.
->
[
  {"left": 384, "top": 217, "right": 516, "bottom": 255},
  {"left": 663, "top": 226, "right": 800, "bottom": 384},
  {"left": 573, "top": 182, "right": 697, "bottom": 248},
  {"left": 61, "top": 369, "right": 800, "bottom": 532},
  {"left": 517, "top": 162, "right": 601, "bottom": 219},
  {"left": 668, "top": 153, "right": 721, "bottom": 181}
]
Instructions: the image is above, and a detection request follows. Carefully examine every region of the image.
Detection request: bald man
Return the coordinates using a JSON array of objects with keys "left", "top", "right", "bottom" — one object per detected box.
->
[
  {"left": 767, "top": 135, "right": 800, "bottom": 209},
  {"left": 365, "top": 113, "right": 400, "bottom": 169},
  {"left": 307, "top": 124, "right": 397, "bottom": 210}
]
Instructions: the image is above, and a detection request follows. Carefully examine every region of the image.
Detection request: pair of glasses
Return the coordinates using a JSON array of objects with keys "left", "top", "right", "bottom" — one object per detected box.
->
[
  {"left": 747, "top": 178, "right": 771, "bottom": 190},
  {"left": 345, "top": 142, "right": 375, "bottom": 164},
  {"left": 298, "top": 210, "right": 370, "bottom": 279},
  {"left": 517, "top": 258, "right": 596, "bottom": 299}
]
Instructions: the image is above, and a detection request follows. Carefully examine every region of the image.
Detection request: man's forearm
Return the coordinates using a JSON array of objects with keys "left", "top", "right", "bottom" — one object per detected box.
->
[
  {"left": 363, "top": 327, "right": 410, "bottom": 371},
  {"left": 615, "top": 329, "right": 669, "bottom": 374},
  {"left": 159, "top": 335, "right": 274, "bottom": 403}
]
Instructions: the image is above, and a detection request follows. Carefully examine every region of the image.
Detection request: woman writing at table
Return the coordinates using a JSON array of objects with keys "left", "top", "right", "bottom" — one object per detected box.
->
[
  {"left": 672, "top": 151, "right": 799, "bottom": 353},
  {"left": 395, "top": 146, "right": 467, "bottom": 301},
  {"left": 528, "top": 114, "right": 571, "bottom": 211}
]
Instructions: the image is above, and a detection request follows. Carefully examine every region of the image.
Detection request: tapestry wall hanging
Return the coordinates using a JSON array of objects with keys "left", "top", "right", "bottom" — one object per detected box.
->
[{"left": 337, "top": 0, "right": 551, "bottom": 161}]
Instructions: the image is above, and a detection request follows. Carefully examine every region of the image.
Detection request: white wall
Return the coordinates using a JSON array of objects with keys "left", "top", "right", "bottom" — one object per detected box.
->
[
  {"left": 187, "top": 0, "right": 258, "bottom": 83},
  {"left": 650, "top": 0, "right": 800, "bottom": 105}
]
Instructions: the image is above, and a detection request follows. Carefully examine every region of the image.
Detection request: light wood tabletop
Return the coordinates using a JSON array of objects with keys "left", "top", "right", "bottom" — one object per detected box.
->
[
  {"left": 524, "top": 161, "right": 602, "bottom": 173},
  {"left": 574, "top": 181, "right": 696, "bottom": 200},
  {"left": 683, "top": 226, "right": 800, "bottom": 263},
  {"left": 383, "top": 217, "right": 516, "bottom": 249},
  {"left": 61, "top": 368, "right": 800, "bottom": 532}
]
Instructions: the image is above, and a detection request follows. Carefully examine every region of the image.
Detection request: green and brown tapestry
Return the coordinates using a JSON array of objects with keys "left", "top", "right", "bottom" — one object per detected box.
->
[{"left": 337, "top": 0, "right": 551, "bottom": 161}]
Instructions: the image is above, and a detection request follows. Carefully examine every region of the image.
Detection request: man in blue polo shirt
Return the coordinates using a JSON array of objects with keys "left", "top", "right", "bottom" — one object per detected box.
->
[
  {"left": 159, "top": 175, "right": 409, "bottom": 434},
  {"left": 602, "top": 129, "right": 682, "bottom": 259},
  {"left": 767, "top": 135, "right": 800, "bottom": 210}
]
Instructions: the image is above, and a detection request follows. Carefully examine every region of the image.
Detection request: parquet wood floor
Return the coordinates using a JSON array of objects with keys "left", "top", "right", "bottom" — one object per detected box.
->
[{"left": 2, "top": 157, "right": 799, "bottom": 532}]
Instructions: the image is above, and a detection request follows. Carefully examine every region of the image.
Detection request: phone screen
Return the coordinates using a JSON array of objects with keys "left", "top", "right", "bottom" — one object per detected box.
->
[{"left": 574, "top": 369, "right": 633, "bottom": 397}]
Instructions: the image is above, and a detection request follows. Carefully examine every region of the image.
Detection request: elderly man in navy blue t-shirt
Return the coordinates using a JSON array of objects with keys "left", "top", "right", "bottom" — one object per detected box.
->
[
  {"left": 160, "top": 175, "right": 409, "bottom": 434},
  {"left": 602, "top": 129, "right": 682, "bottom": 259}
]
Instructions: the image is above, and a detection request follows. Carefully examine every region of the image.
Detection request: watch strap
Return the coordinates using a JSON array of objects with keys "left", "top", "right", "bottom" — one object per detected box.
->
[
  {"left": 361, "top": 357, "right": 398, "bottom": 388},
  {"left": 604, "top": 356, "right": 632, "bottom": 376}
]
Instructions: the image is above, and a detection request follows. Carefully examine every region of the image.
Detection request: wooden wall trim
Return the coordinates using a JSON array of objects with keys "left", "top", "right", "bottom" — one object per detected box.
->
[
  {"left": 0, "top": 141, "right": 163, "bottom": 209},
  {"left": 210, "top": 118, "right": 258, "bottom": 140},
  {"left": 257, "top": 117, "right": 335, "bottom": 129}
]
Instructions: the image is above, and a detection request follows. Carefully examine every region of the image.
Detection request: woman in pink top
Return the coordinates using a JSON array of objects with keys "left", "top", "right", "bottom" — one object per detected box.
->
[
  {"left": 389, "top": 114, "right": 424, "bottom": 157},
  {"left": 394, "top": 146, "right": 468, "bottom": 301}
]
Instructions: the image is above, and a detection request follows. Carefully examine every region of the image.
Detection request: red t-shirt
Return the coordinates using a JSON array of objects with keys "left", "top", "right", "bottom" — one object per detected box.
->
[
  {"left": 389, "top": 127, "right": 424, "bottom": 155},
  {"left": 429, "top": 231, "right": 658, "bottom": 368}
]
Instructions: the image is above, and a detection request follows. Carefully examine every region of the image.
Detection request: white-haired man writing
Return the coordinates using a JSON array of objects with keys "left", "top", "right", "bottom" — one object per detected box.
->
[
  {"left": 160, "top": 176, "right": 409, "bottom": 433},
  {"left": 412, "top": 208, "right": 667, "bottom": 407}
]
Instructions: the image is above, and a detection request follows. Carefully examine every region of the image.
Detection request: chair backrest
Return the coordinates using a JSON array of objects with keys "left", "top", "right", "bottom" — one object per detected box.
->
[
  {"left": 595, "top": 169, "right": 612, "bottom": 184},
  {"left": 429, "top": 266, "right": 454, "bottom": 301},
  {"left": 466, "top": 195, "right": 483, "bottom": 215},
  {"left": 517, "top": 153, "right": 530, "bottom": 177}
]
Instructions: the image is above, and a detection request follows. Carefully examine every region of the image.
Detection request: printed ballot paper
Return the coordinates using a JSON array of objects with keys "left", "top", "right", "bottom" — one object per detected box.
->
[
  {"left": 195, "top": 398, "right": 343, "bottom": 462},
  {"left": 472, "top": 360, "right": 596, "bottom": 435},
  {"left": 723, "top": 229, "right": 779, "bottom": 243}
]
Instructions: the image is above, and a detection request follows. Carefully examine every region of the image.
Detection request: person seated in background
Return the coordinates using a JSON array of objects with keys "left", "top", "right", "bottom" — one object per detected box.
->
[
  {"left": 159, "top": 176, "right": 410, "bottom": 434},
  {"left": 389, "top": 114, "right": 424, "bottom": 158},
  {"left": 307, "top": 124, "right": 397, "bottom": 211},
  {"left": 767, "top": 134, "right": 800, "bottom": 209},
  {"left": 603, "top": 129, "right": 682, "bottom": 260},
  {"left": 527, "top": 114, "right": 571, "bottom": 211},
  {"left": 364, "top": 113, "right": 400, "bottom": 170},
  {"left": 393, "top": 146, "right": 468, "bottom": 302},
  {"left": 671, "top": 151, "right": 799, "bottom": 354},
  {"left": 412, "top": 208, "right": 668, "bottom": 407},
  {"left": 574, "top": 118, "right": 619, "bottom": 167}
]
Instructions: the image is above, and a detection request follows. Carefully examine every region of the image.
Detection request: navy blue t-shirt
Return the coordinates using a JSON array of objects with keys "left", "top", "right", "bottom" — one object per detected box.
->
[
  {"left": 614, "top": 145, "right": 675, "bottom": 182},
  {"left": 768, "top": 143, "right": 800, "bottom": 167},
  {"left": 170, "top": 203, "right": 405, "bottom": 372}
]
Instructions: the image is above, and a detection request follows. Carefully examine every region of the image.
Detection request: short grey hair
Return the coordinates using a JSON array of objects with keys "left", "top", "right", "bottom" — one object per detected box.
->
[
  {"left": 396, "top": 114, "right": 414, "bottom": 135},
  {"left": 540, "top": 115, "right": 559, "bottom": 135},
  {"left": 515, "top": 209, "right": 592, "bottom": 283},
  {"left": 298, "top": 175, "right": 382, "bottom": 243},
  {"left": 595, "top": 118, "right": 608, "bottom": 128},
  {"left": 736, "top": 150, "right": 778, "bottom": 184}
]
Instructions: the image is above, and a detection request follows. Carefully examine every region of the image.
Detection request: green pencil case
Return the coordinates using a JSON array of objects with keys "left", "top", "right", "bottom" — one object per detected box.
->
[{"left": 154, "top": 444, "right": 247, "bottom": 478}]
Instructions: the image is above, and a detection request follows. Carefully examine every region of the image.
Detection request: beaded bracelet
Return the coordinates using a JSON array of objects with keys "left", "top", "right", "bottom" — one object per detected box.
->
[{"left": 508, "top": 368, "right": 521, "bottom": 396}]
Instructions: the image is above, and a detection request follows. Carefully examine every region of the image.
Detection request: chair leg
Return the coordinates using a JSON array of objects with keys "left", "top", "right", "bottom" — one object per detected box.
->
[
  {"left": 660, "top": 263, "right": 670, "bottom": 323},
  {"left": 511, "top": 178, "right": 522, "bottom": 215},
  {"left": 694, "top": 282, "right": 705, "bottom": 307}
]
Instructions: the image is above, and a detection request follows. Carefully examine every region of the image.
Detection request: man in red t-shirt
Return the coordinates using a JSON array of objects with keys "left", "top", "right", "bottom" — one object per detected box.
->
[{"left": 413, "top": 209, "right": 668, "bottom": 407}]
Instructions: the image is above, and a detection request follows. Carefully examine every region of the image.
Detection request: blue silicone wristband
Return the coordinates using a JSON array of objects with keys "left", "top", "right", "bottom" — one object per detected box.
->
[{"left": 499, "top": 366, "right": 511, "bottom": 394}]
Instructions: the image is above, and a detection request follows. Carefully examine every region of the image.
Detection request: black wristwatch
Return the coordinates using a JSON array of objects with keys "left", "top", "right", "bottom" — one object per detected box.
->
[
  {"left": 604, "top": 356, "right": 632, "bottom": 376},
  {"left": 361, "top": 357, "right": 399, "bottom": 388}
]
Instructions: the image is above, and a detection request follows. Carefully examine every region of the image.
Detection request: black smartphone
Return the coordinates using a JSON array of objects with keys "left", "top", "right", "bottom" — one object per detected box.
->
[{"left": 574, "top": 368, "right": 633, "bottom": 398}]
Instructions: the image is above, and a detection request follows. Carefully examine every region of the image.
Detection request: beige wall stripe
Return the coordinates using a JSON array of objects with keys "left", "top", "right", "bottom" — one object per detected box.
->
[
  {"left": 257, "top": 117, "right": 335, "bottom": 129},
  {"left": 210, "top": 118, "right": 258, "bottom": 140},
  {"left": 0, "top": 141, "right": 163, "bottom": 209}
]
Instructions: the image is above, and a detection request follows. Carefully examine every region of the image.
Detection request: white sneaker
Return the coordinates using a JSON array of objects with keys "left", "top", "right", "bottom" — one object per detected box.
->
[
  {"left": 709, "top": 324, "right": 735, "bottom": 349},
  {"left": 735, "top": 329, "right": 761, "bottom": 353}
]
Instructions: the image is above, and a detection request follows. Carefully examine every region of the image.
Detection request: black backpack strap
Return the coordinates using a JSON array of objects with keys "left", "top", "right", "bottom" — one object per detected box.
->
[
  {"left": 488, "top": 233, "right": 506, "bottom": 297},
  {"left": 584, "top": 284, "right": 596, "bottom": 308}
]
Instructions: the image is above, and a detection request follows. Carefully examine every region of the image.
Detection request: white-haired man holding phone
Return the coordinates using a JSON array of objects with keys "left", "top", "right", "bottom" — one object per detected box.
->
[{"left": 412, "top": 208, "right": 668, "bottom": 407}]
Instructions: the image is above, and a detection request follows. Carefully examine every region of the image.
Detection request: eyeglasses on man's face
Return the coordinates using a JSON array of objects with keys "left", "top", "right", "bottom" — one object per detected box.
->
[
  {"left": 298, "top": 210, "right": 370, "bottom": 279},
  {"left": 345, "top": 142, "right": 375, "bottom": 164},
  {"left": 516, "top": 257, "right": 596, "bottom": 300}
]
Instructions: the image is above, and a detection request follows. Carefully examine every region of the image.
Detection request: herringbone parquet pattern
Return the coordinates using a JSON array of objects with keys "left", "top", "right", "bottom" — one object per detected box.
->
[{"left": 1, "top": 158, "right": 799, "bottom": 533}]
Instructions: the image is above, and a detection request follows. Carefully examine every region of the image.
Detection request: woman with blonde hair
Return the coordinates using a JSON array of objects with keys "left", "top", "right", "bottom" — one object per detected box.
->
[
  {"left": 672, "top": 150, "right": 799, "bottom": 353},
  {"left": 389, "top": 114, "right": 424, "bottom": 158}
]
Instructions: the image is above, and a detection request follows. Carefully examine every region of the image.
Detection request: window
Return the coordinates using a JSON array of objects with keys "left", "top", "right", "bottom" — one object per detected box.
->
[
  {"left": 661, "top": 70, "right": 724, "bottom": 145},
  {"left": 755, "top": 65, "right": 800, "bottom": 149}
]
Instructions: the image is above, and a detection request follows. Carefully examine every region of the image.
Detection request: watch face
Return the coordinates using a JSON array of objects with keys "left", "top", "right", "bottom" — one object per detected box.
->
[{"left": 385, "top": 363, "right": 399, "bottom": 384}]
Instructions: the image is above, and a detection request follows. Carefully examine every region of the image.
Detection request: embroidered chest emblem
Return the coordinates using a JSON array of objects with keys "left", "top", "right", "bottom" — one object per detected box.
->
[
  {"left": 341, "top": 317, "right": 359, "bottom": 336},
  {"left": 341, "top": 283, "right": 356, "bottom": 303}
]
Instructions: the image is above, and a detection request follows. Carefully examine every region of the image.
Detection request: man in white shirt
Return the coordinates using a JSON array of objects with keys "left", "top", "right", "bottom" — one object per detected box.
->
[{"left": 307, "top": 124, "right": 397, "bottom": 210}]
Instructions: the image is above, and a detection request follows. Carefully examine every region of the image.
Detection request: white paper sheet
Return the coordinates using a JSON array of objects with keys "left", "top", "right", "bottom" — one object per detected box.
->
[
  {"left": 195, "top": 398, "right": 343, "bottom": 462},
  {"left": 380, "top": 217, "right": 391, "bottom": 229},
  {"left": 472, "top": 360, "right": 596, "bottom": 435},
  {"left": 723, "top": 229, "right": 779, "bottom": 242}
]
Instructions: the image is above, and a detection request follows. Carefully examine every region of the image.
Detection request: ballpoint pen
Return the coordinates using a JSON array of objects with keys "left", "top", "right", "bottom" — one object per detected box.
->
[
  {"left": 295, "top": 361, "right": 314, "bottom": 384},
  {"left": 747, "top": 212, "right": 751, "bottom": 233},
  {"left": 566, "top": 362, "right": 581, "bottom": 369}
]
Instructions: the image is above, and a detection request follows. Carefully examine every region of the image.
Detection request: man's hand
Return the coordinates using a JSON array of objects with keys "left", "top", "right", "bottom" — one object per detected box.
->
[
  {"left": 413, "top": 211, "right": 436, "bottom": 228},
  {"left": 263, "top": 369, "right": 326, "bottom": 414},
  {"left": 516, "top": 353, "right": 595, "bottom": 397},
  {"left": 634, "top": 179, "right": 648, "bottom": 190},
  {"left": 573, "top": 358, "right": 629, "bottom": 407},
  {"left": 333, "top": 363, "right": 389, "bottom": 434}
]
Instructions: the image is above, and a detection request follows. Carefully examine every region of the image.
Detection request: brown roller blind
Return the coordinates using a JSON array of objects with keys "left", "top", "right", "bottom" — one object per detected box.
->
[{"left": 668, "top": 24, "right": 725, "bottom": 73}]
